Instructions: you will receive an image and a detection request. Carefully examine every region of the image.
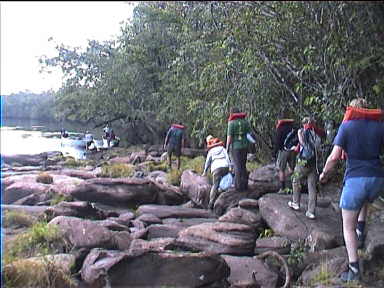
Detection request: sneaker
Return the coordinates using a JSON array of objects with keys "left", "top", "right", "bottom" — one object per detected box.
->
[
  {"left": 305, "top": 211, "right": 316, "bottom": 219},
  {"left": 288, "top": 201, "right": 300, "bottom": 210},
  {"left": 356, "top": 229, "right": 365, "bottom": 249},
  {"left": 340, "top": 267, "right": 360, "bottom": 282},
  {"left": 277, "top": 188, "right": 285, "bottom": 194}
]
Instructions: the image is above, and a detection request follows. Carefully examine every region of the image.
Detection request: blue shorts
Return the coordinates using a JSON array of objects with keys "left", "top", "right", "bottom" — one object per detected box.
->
[{"left": 340, "top": 177, "right": 384, "bottom": 210}]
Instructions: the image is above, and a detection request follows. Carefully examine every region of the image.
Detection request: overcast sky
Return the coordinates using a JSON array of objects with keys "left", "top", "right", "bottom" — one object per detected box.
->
[{"left": 1, "top": 1, "right": 135, "bottom": 95}]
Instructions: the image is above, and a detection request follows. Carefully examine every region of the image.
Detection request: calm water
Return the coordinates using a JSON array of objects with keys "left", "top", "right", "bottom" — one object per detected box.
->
[{"left": 1, "top": 118, "right": 105, "bottom": 159}]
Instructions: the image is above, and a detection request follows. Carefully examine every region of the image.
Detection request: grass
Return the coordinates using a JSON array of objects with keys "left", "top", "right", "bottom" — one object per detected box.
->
[
  {"left": 310, "top": 260, "right": 335, "bottom": 286},
  {"left": 258, "top": 228, "right": 274, "bottom": 238},
  {"left": 63, "top": 157, "right": 84, "bottom": 168},
  {"left": 99, "top": 163, "right": 135, "bottom": 178},
  {"left": 3, "top": 210, "right": 35, "bottom": 228},
  {"left": 4, "top": 221, "right": 69, "bottom": 262},
  {"left": 3, "top": 220, "right": 73, "bottom": 287},
  {"left": 36, "top": 172, "right": 54, "bottom": 184},
  {"left": 49, "top": 193, "right": 74, "bottom": 206},
  {"left": 3, "top": 255, "right": 76, "bottom": 288}
]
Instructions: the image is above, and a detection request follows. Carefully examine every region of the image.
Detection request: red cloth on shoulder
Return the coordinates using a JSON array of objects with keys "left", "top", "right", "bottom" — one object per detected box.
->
[
  {"left": 228, "top": 112, "right": 247, "bottom": 121},
  {"left": 276, "top": 119, "right": 294, "bottom": 129},
  {"left": 342, "top": 106, "right": 383, "bottom": 123},
  {"left": 303, "top": 123, "right": 325, "bottom": 138},
  {"left": 171, "top": 124, "right": 185, "bottom": 129},
  {"left": 207, "top": 138, "right": 224, "bottom": 150}
]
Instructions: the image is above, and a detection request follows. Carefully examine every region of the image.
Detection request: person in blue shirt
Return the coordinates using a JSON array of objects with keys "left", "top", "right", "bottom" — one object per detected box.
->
[
  {"left": 163, "top": 122, "right": 185, "bottom": 170},
  {"left": 320, "top": 98, "right": 384, "bottom": 283}
]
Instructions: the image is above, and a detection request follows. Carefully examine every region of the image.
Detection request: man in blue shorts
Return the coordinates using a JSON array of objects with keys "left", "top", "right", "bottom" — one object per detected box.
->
[{"left": 320, "top": 98, "right": 384, "bottom": 283}]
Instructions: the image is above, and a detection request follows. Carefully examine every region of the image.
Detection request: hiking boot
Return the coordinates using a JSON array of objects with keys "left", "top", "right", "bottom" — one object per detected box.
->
[
  {"left": 340, "top": 267, "right": 360, "bottom": 282},
  {"left": 305, "top": 211, "right": 316, "bottom": 219},
  {"left": 356, "top": 229, "right": 365, "bottom": 249},
  {"left": 288, "top": 201, "right": 300, "bottom": 211}
]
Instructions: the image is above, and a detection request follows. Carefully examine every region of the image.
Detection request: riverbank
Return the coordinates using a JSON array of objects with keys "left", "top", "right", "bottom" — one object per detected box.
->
[{"left": 2, "top": 147, "right": 384, "bottom": 287}]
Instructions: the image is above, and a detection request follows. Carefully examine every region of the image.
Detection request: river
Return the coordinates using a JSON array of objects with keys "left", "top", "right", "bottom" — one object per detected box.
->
[{"left": 1, "top": 118, "right": 106, "bottom": 160}]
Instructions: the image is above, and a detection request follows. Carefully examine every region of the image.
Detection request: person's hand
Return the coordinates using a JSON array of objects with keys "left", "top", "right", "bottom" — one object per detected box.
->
[{"left": 319, "top": 172, "right": 328, "bottom": 183}]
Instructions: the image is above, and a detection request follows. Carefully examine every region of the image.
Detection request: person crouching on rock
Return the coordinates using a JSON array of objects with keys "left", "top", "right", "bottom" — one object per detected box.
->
[{"left": 202, "top": 135, "right": 231, "bottom": 210}]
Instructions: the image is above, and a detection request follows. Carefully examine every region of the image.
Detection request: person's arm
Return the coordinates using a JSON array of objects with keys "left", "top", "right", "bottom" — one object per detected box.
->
[
  {"left": 202, "top": 153, "right": 212, "bottom": 176},
  {"left": 164, "top": 129, "right": 171, "bottom": 149},
  {"left": 226, "top": 135, "right": 232, "bottom": 151},
  {"left": 298, "top": 128, "right": 304, "bottom": 146},
  {"left": 319, "top": 145, "right": 343, "bottom": 183}
]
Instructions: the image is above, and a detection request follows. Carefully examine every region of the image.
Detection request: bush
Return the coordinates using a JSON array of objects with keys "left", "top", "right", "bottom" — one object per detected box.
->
[
  {"left": 3, "top": 210, "right": 34, "bottom": 228},
  {"left": 63, "top": 157, "right": 83, "bottom": 168},
  {"left": 100, "top": 163, "right": 135, "bottom": 178},
  {"left": 36, "top": 172, "right": 54, "bottom": 184},
  {"left": 4, "top": 221, "right": 69, "bottom": 261}
]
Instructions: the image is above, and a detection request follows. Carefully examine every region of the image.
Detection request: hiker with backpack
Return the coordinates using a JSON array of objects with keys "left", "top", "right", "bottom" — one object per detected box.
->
[
  {"left": 288, "top": 117, "right": 325, "bottom": 219},
  {"left": 319, "top": 98, "right": 384, "bottom": 283},
  {"left": 274, "top": 115, "right": 297, "bottom": 194},
  {"left": 226, "top": 107, "right": 253, "bottom": 191},
  {"left": 202, "top": 135, "right": 231, "bottom": 210},
  {"left": 163, "top": 122, "right": 185, "bottom": 170}
]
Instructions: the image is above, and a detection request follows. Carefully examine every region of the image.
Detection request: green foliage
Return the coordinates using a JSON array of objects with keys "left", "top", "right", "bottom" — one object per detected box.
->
[
  {"left": 180, "top": 156, "right": 205, "bottom": 174},
  {"left": 49, "top": 194, "right": 74, "bottom": 206},
  {"left": 63, "top": 157, "right": 84, "bottom": 168},
  {"left": 100, "top": 163, "right": 135, "bottom": 178},
  {"left": 287, "top": 240, "right": 307, "bottom": 266},
  {"left": 38, "top": 1, "right": 384, "bottom": 160},
  {"left": 2, "top": 91, "right": 56, "bottom": 121},
  {"left": 4, "top": 221, "right": 68, "bottom": 262},
  {"left": 258, "top": 228, "right": 274, "bottom": 238}
]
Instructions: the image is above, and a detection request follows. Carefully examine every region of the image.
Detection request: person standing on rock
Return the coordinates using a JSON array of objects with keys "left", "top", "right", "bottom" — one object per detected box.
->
[
  {"left": 288, "top": 116, "right": 325, "bottom": 219},
  {"left": 163, "top": 122, "right": 185, "bottom": 170},
  {"left": 202, "top": 135, "right": 231, "bottom": 210},
  {"left": 320, "top": 98, "right": 384, "bottom": 283},
  {"left": 226, "top": 107, "right": 252, "bottom": 192},
  {"left": 274, "top": 113, "right": 297, "bottom": 194}
]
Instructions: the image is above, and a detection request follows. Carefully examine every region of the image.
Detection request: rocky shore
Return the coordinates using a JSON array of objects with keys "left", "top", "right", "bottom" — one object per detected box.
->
[{"left": 2, "top": 147, "right": 384, "bottom": 287}]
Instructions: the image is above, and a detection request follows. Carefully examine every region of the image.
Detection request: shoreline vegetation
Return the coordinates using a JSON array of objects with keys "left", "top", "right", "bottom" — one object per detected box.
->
[{"left": 2, "top": 145, "right": 384, "bottom": 287}]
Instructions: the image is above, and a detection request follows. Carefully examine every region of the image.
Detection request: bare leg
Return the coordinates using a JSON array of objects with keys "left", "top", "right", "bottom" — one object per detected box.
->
[
  {"left": 342, "top": 209, "right": 360, "bottom": 263},
  {"left": 177, "top": 156, "right": 181, "bottom": 170},
  {"left": 358, "top": 203, "right": 368, "bottom": 222},
  {"left": 168, "top": 152, "right": 172, "bottom": 169}
]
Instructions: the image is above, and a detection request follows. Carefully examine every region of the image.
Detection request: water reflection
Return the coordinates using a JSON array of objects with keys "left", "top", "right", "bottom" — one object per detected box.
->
[{"left": 1, "top": 119, "right": 105, "bottom": 160}]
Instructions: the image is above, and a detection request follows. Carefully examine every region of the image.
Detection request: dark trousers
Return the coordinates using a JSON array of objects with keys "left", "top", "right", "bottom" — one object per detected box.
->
[{"left": 231, "top": 147, "right": 248, "bottom": 191}]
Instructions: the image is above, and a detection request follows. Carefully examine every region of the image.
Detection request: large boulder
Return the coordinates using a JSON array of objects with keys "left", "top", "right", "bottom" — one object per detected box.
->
[
  {"left": 80, "top": 249, "right": 230, "bottom": 288},
  {"left": 49, "top": 216, "right": 130, "bottom": 250},
  {"left": 258, "top": 193, "right": 344, "bottom": 251},
  {"left": 222, "top": 255, "right": 279, "bottom": 288},
  {"left": 218, "top": 207, "right": 263, "bottom": 229},
  {"left": 248, "top": 164, "right": 280, "bottom": 193},
  {"left": 44, "top": 201, "right": 106, "bottom": 221},
  {"left": 175, "top": 221, "right": 256, "bottom": 255},
  {"left": 69, "top": 178, "right": 159, "bottom": 206},
  {"left": 136, "top": 204, "right": 216, "bottom": 219},
  {"left": 180, "top": 169, "right": 211, "bottom": 208}
]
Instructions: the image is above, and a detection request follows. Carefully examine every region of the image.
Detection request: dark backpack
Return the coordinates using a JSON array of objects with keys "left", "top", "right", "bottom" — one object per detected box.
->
[
  {"left": 283, "top": 128, "right": 299, "bottom": 151},
  {"left": 299, "top": 128, "right": 321, "bottom": 162}
]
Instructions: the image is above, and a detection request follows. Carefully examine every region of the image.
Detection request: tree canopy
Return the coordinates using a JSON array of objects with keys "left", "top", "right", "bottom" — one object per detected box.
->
[{"left": 39, "top": 1, "right": 384, "bottom": 154}]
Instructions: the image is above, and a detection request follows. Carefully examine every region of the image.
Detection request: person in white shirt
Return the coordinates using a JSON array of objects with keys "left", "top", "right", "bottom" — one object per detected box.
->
[{"left": 202, "top": 135, "right": 231, "bottom": 210}]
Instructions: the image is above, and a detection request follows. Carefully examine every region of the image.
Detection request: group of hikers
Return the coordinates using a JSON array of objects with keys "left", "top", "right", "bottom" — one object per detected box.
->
[
  {"left": 163, "top": 98, "right": 384, "bottom": 283},
  {"left": 60, "top": 123, "right": 119, "bottom": 151}
]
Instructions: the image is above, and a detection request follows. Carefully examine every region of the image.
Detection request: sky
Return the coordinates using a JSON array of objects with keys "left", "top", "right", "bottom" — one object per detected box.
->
[{"left": 0, "top": 1, "right": 135, "bottom": 95}]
